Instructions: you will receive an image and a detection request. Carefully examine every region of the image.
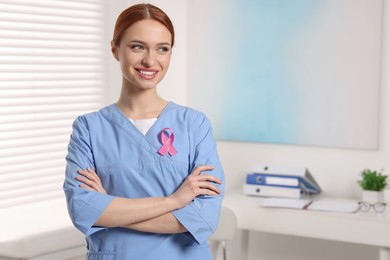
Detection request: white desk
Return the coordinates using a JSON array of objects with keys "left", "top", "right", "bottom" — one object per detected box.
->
[{"left": 223, "top": 190, "right": 390, "bottom": 260}]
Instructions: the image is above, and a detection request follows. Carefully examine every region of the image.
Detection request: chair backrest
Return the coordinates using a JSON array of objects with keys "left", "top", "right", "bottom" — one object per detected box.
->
[{"left": 209, "top": 206, "right": 237, "bottom": 241}]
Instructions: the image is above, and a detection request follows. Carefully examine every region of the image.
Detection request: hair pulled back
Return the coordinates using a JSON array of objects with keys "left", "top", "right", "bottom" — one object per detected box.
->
[{"left": 112, "top": 4, "right": 175, "bottom": 47}]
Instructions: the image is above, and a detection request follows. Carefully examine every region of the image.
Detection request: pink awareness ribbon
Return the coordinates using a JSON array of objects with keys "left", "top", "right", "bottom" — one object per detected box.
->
[{"left": 158, "top": 128, "right": 177, "bottom": 156}]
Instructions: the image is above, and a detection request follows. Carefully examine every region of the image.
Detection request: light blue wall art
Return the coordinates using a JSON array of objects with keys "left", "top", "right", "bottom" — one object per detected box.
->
[{"left": 188, "top": 0, "right": 382, "bottom": 149}]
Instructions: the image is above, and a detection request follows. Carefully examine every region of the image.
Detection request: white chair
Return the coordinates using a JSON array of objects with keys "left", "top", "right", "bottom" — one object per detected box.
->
[{"left": 209, "top": 206, "right": 237, "bottom": 260}]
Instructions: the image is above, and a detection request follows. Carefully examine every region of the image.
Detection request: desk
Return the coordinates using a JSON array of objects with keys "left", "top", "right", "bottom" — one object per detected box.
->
[{"left": 223, "top": 190, "right": 390, "bottom": 260}]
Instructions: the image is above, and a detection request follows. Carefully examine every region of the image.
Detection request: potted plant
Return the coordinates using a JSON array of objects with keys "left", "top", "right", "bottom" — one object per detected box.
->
[{"left": 357, "top": 169, "right": 388, "bottom": 203}]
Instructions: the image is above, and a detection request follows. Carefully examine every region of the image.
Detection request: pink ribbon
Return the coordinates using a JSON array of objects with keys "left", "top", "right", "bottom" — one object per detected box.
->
[{"left": 158, "top": 128, "right": 177, "bottom": 156}]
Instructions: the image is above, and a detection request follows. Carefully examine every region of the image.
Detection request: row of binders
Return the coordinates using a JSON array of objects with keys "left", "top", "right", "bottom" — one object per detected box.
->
[{"left": 243, "top": 164, "right": 322, "bottom": 199}]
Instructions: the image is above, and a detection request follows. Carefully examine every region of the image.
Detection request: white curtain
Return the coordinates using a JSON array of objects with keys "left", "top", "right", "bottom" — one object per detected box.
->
[{"left": 0, "top": 0, "right": 107, "bottom": 208}]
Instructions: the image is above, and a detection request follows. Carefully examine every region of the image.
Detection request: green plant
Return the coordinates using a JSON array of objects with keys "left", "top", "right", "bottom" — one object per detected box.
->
[{"left": 357, "top": 169, "right": 388, "bottom": 191}]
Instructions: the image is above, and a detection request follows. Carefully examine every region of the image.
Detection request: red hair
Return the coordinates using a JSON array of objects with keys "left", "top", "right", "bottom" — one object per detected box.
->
[{"left": 113, "top": 4, "right": 175, "bottom": 47}]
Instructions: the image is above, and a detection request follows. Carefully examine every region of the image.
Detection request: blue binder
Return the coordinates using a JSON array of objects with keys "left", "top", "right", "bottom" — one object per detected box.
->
[{"left": 246, "top": 173, "right": 321, "bottom": 194}]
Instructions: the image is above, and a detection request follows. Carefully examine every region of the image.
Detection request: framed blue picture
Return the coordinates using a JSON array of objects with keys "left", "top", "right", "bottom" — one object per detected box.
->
[{"left": 188, "top": 0, "right": 382, "bottom": 150}]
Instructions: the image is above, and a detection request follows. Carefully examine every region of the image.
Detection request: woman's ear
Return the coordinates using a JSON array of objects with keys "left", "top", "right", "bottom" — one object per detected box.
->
[{"left": 111, "top": 40, "right": 119, "bottom": 61}]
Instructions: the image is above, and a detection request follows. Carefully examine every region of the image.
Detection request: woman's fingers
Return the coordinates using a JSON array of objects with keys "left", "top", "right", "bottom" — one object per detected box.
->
[
  {"left": 76, "top": 175, "right": 97, "bottom": 189},
  {"left": 190, "top": 165, "right": 214, "bottom": 176},
  {"left": 198, "top": 181, "right": 221, "bottom": 194},
  {"left": 186, "top": 166, "right": 222, "bottom": 196},
  {"left": 79, "top": 183, "right": 94, "bottom": 191},
  {"left": 188, "top": 166, "right": 221, "bottom": 185},
  {"left": 197, "top": 174, "right": 222, "bottom": 184},
  {"left": 76, "top": 168, "right": 107, "bottom": 194},
  {"left": 185, "top": 179, "right": 221, "bottom": 196},
  {"left": 78, "top": 168, "right": 98, "bottom": 181},
  {"left": 198, "top": 188, "right": 220, "bottom": 196}
]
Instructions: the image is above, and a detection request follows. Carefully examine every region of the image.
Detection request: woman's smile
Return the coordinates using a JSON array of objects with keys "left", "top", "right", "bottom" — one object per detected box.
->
[{"left": 136, "top": 68, "right": 159, "bottom": 80}]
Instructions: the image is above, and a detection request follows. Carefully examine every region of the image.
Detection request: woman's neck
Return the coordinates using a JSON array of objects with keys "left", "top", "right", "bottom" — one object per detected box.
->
[{"left": 116, "top": 86, "right": 168, "bottom": 120}]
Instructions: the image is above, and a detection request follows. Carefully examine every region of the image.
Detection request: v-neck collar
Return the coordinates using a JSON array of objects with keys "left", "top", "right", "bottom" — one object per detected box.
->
[
  {"left": 111, "top": 101, "right": 174, "bottom": 138},
  {"left": 101, "top": 101, "right": 184, "bottom": 165}
]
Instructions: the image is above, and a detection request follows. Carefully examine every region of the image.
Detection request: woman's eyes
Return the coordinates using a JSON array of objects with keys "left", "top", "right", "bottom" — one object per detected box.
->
[
  {"left": 158, "top": 46, "right": 170, "bottom": 53},
  {"left": 131, "top": 44, "right": 144, "bottom": 51},
  {"left": 129, "top": 44, "right": 170, "bottom": 53}
]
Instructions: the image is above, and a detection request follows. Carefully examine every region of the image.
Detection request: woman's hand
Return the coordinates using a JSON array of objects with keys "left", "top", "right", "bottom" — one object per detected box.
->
[
  {"left": 76, "top": 167, "right": 107, "bottom": 194},
  {"left": 169, "top": 165, "right": 222, "bottom": 209}
]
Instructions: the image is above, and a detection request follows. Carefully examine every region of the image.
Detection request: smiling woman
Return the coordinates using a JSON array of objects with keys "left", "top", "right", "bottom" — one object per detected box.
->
[{"left": 63, "top": 3, "right": 225, "bottom": 260}]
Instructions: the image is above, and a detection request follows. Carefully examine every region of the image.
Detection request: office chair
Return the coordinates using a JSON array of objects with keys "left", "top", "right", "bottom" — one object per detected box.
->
[{"left": 209, "top": 206, "right": 237, "bottom": 260}]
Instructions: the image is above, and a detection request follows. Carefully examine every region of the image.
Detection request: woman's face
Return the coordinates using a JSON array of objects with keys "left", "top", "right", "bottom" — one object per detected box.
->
[{"left": 113, "top": 19, "right": 172, "bottom": 91}]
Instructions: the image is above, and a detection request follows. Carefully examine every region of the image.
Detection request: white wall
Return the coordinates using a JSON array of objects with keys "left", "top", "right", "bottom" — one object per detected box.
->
[
  {"left": 107, "top": 1, "right": 390, "bottom": 260},
  {"left": 105, "top": 0, "right": 127, "bottom": 104}
]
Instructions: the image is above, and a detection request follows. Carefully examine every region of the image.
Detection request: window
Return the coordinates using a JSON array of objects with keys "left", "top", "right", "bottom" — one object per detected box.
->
[{"left": 0, "top": 0, "right": 107, "bottom": 208}]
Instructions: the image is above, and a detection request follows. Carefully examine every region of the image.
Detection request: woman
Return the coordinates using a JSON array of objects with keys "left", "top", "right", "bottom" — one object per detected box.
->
[{"left": 63, "top": 3, "right": 225, "bottom": 260}]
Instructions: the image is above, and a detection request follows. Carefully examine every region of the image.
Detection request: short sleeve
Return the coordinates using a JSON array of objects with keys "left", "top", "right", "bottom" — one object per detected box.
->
[
  {"left": 172, "top": 114, "right": 225, "bottom": 244},
  {"left": 63, "top": 116, "right": 115, "bottom": 236}
]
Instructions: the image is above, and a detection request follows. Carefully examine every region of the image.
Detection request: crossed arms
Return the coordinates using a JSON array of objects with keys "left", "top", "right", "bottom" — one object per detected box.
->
[{"left": 76, "top": 166, "right": 222, "bottom": 234}]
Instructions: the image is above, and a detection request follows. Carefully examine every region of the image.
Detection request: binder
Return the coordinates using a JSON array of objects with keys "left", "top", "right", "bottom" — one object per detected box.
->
[
  {"left": 246, "top": 173, "right": 321, "bottom": 194},
  {"left": 250, "top": 164, "right": 321, "bottom": 193},
  {"left": 246, "top": 173, "right": 299, "bottom": 187},
  {"left": 243, "top": 183, "right": 302, "bottom": 199}
]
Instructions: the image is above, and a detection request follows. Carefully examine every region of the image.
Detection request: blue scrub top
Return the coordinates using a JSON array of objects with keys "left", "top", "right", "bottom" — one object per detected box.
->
[{"left": 63, "top": 102, "right": 225, "bottom": 260}]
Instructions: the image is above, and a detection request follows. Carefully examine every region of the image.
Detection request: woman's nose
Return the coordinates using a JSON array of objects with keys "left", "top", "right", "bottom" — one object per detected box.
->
[{"left": 141, "top": 51, "right": 155, "bottom": 67}]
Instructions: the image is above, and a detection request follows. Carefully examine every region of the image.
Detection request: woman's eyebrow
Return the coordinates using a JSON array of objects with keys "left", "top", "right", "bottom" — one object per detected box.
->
[
  {"left": 128, "top": 39, "right": 146, "bottom": 45},
  {"left": 157, "top": 42, "right": 171, "bottom": 46},
  {"left": 128, "top": 39, "right": 171, "bottom": 46}
]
